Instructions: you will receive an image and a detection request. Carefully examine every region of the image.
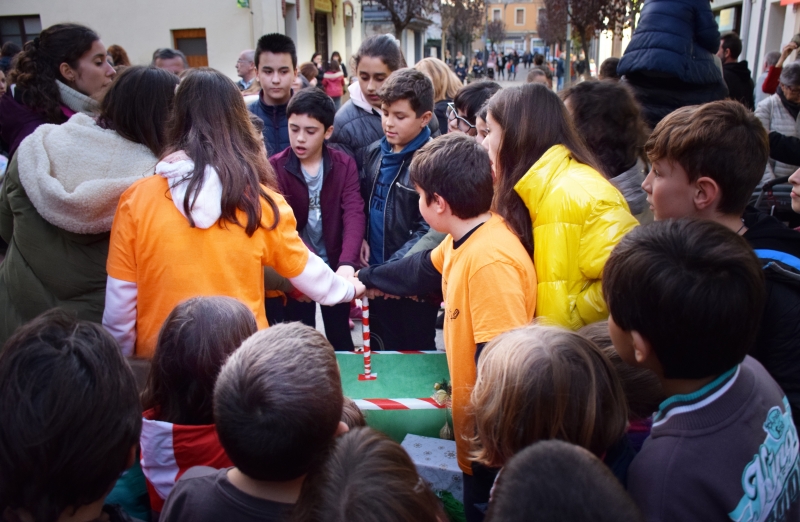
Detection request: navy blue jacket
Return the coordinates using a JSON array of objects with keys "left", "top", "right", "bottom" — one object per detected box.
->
[
  {"left": 617, "top": 0, "right": 722, "bottom": 85},
  {"left": 248, "top": 94, "right": 290, "bottom": 157}
]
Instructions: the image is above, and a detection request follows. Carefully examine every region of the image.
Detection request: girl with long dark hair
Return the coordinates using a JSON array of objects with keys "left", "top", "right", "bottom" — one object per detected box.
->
[
  {"left": 103, "top": 68, "right": 364, "bottom": 358},
  {"left": 483, "top": 83, "right": 638, "bottom": 329}
]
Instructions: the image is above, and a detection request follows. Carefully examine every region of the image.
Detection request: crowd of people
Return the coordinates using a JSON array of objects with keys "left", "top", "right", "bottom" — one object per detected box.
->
[{"left": 1, "top": 1, "right": 800, "bottom": 520}]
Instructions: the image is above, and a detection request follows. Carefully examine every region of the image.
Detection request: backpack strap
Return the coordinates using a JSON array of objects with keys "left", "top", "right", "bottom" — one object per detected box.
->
[{"left": 754, "top": 249, "right": 800, "bottom": 287}]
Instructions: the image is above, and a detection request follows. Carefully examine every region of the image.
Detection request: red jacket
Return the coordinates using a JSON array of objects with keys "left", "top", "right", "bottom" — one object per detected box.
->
[
  {"left": 140, "top": 408, "right": 232, "bottom": 512},
  {"left": 763, "top": 65, "right": 781, "bottom": 96},
  {"left": 322, "top": 71, "right": 346, "bottom": 98},
  {"left": 270, "top": 144, "right": 365, "bottom": 269}
]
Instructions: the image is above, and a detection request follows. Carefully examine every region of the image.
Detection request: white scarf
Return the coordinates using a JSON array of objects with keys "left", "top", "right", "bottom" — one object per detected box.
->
[{"left": 348, "top": 82, "right": 379, "bottom": 114}]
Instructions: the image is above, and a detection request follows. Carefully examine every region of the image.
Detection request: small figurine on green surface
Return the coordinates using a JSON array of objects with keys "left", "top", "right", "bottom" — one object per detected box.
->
[{"left": 433, "top": 379, "right": 454, "bottom": 440}]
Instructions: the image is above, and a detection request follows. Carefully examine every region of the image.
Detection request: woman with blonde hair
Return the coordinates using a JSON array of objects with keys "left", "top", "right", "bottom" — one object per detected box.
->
[{"left": 415, "top": 56, "right": 462, "bottom": 134}]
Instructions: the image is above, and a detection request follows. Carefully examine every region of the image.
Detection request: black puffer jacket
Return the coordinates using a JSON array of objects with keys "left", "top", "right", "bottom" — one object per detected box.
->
[
  {"left": 329, "top": 100, "right": 440, "bottom": 176},
  {"left": 743, "top": 208, "right": 800, "bottom": 426},
  {"left": 361, "top": 139, "right": 430, "bottom": 263}
]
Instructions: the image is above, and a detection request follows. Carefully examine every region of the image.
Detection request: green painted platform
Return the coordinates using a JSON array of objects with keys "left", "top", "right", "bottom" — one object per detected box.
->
[{"left": 337, "top": 351, "right": 452, "bottom": 442}]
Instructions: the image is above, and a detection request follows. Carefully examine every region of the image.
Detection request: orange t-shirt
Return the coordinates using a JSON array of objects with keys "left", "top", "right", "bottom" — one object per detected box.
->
[
  {"left": 430, "top": 213, "right": 537, "bottom": 474},
  {"left": 106, "top": 176, "right": 309, "bottom": 357}
]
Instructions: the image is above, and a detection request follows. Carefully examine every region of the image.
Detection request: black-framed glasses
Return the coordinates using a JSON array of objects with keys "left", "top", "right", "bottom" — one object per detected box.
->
[{"left": 447, "top": 102, "right": 477, "bottom": 135}]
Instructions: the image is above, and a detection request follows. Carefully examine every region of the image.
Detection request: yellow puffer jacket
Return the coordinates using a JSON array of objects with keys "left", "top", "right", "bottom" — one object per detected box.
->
[{"left": 514, "top": 145, "right": 638, "bottom": 329}]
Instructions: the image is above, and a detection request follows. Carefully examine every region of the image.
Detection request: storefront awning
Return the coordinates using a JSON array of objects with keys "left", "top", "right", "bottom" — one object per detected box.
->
[{"left": 780, "top": 0, "right": 800, "bottom": 6}]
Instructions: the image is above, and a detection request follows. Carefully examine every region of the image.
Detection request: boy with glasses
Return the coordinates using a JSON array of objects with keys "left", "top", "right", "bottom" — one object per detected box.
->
[{"left": 448, "top": 81, "right": 501, "bottom": 137}]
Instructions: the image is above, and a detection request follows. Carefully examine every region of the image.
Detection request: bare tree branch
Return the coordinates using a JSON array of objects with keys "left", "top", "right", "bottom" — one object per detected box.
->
[
  {"left": 487, "top": 20, "right": 506, "bottom": 47},
  {"left": 367, "top": 0, "right": 438, "bottom": 37}
]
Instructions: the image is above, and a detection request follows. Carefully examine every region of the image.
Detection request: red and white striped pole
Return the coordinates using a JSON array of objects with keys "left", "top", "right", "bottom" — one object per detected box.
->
[{"left": 358, "top": 296, "right": 377, "bottom": 380}]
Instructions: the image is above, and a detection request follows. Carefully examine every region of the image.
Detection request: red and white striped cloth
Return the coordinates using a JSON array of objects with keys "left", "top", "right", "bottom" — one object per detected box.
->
[
  {"left": 354, "top": 398, "right": 447, "bottom": 410},
  {"left": 139, "top": 408, "right": 232, "bottom": 512}
]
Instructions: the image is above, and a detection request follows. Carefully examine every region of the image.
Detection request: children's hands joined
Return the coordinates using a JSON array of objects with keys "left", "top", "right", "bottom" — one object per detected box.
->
[
  {"left": 351, "top": 277, "right": 366, "bottom": 299},
  {"left": 336, "top": 265, "right": 356, "bottom": 279}
]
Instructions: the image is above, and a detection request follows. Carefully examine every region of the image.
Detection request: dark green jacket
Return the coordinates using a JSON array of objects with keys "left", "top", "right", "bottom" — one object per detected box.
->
[
  {"left": 0, "top": 114, "right": 156, "bottom": 347},
  {"left": 0, "top": 155, "right": 110, "bottom": 346}
]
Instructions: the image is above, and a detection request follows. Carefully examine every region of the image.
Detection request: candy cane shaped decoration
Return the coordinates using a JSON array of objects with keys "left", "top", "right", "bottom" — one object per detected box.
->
[{"left": 358, "top": 296, "right": 377, "bottom": 380}]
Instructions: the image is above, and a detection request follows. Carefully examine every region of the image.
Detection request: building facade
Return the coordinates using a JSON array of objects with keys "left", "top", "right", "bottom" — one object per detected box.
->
[
  {"left": 709, "top": 0, "right": 800, "bottom": 82},
  {"left": 0, "top": 0, "right": 361, "bottom": 80},
  {"left": 361, "top": 3, "right": 433, "bottom": 65},
  {"left": 483, "top": 0, "right": 545, "bottom": 54}
]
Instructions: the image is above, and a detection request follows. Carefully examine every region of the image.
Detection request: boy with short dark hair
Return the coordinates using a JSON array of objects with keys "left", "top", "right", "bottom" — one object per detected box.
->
[
  {"left": 643, "top": 100, "right": 800, "bottom": 425},
  {"left": 360, "top": 68, "right": 439, "bottom": 351},
  {"left": 160, "top": 323, "right": 348, "bottom": 520},
  {"left": 358, "top": 133, "right": 537, "bottom": 519},
  {"left": 249, "top": 33, "right": 298, "bottom": 156},
  {"left": 448, "top": 80, "right": 502, "bottom": 136},
  {"left": 485, "top": 440, "right": 644, "bottom": 522},
  {"left": 604, "top": 219, "right": 799, "bottom": 521},
  {"left": 0, "top": 309, "right": 142, "bottom": 522},
  {"left": 270, "top": 89, "right": 365, "bottom": 351}
]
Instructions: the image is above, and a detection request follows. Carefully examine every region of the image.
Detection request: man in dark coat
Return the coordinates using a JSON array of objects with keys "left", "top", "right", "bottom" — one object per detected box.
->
[{"left": 718, "top": 32, "right": 755, "bottom": 110}]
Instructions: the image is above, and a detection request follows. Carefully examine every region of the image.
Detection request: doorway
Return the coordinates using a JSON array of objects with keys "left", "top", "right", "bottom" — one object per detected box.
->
[
  {"left": 315, "top": 13, "right": 329, "bottom": 64},
  {"left": 173, "top": 28, "right": 208, "bottom": 67}
]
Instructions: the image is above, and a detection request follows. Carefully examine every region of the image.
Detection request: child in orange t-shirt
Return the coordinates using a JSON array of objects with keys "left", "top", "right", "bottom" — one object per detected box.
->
[
  {"left": 357, "top": 133, "right": 537, "bottom": 521},
  {"left": 103, "top": 69, "right": 364, "bottom": 358}
]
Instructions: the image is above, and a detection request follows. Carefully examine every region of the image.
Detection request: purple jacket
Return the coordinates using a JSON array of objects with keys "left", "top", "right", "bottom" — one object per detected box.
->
[
  {"left": 270, "top": 144, "right": 365, "bottom": 270},
  {"left": 0, "top": 90, "right": 49, "bottom": 158}
]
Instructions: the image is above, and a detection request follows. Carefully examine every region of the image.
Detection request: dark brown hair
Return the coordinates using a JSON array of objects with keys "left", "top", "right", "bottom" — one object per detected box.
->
[
  {"left": 487, "top": 83, "right": 598, "bottom": 255},
  {"left": 164, "top": 68, "right": 280, "bottom": 236},
  {"left": 603, "top": 219, "right": 765, "bottom": 379},
  {"left": 107, "top": 44, "right": 131, "bottom": 67},
  {"left": 255, "top": 33, "right": 297, "bottom": 69},
  {"left": 598, "top": 57, "right": 620, "bottom": 80},
  {"left": 328, "top": 57, "right": 341, "bottom": 73},
  {"left": 97, "top": 66, "right": 179, "bottom": 156},
  {"left": 141, "top": 297, "right": 257, "bottom": 425},
  {"left": 410, "top": 132, "right": 493, "bottom": 218},
  {"left": 579, "top": 321, "right": 665, "bottom": 420},
  {"left": 471, "top": 325, "right": 628, "bottom": 467},
  {"left": 293, "top": 427, "right": 444, "bottom": 522},
  {"left": 485, "top": 440, "right": 644, "bottom": 522},
  {"left": 561, "top": 80, "right": 649, "bottom": 179},
  {"left": 0, "top": 309, "right": 141, "bottom": 521},
  {"left": 452, "top": 80, "right": 501, "bottom": 125},
  {"left": 720, "top": 32, "right": 743, "bottom": 60},
  {"left": 213, "top": 323, "right": 344, "bottom": 481},
  {"left": 341, "top": 397, "right": 367, "bottom": 428},
  {"left": 352, "top": 34, "right": 406, "bottom": 73},
  {"left": 645, "top": 100, "right": 769, "bottom": 215},
  {"left": 12, "top": 23, "right": 99, "bottom": 124},
  {"left": 378, "top": 68, "right": 434, "bottom": 116}
]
